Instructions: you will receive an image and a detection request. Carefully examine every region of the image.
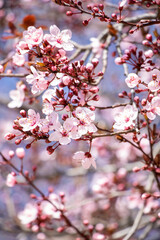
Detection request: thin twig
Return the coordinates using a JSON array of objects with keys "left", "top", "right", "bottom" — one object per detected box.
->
[
  {"left": 0, "top": 73, "right": 27, "bottom": 78},
  {"left": 123, "top": 174, "right": 154, "bottom": 240},
  {"left": 87, "top": 102, "right": 129, "bottom": 110},
  {"left": 0, "top": 152, "right": 90, "bottom": 240}
]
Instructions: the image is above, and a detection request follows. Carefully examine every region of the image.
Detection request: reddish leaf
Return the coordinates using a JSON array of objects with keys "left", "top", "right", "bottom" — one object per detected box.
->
[
  {"left": 8, "top": 21, "right": 17, "bottom": 34},
  {"left": 107, "top": 24, "right": 117, "bottom": 36},
  {"left": 20, "top": 15, "right": 36, "bottom": 30}
]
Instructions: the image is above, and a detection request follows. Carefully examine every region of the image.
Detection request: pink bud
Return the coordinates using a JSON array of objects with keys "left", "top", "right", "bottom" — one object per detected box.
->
[
  {"left": 15, "top": 139, "right": 22, "bottom": 145},
  {"left": 4, "top": 133, "right": 15, "bottom": 140},
  {"left": 153, "top": 192, "right": 160, "bottom": 198},
  {"left": 89, "top": 106, "right": 96, "bottom": 111},
  {"left": 57, "top": 227, "right": 65, "bottom": 232},
  {"left": 62, "top": 76, "right": 71, "bottom": 85},
  {"left": 83, "top": 219, "right": 89, "bottom": 225},
  {"left": 133, "top": 166, "right": 140, "bottom": 172},
  {"left": 115, "top": 57, "right": 123, "bottom": 65},
  {"left": 141, "top": 98, "right": 147, "bottom": 106},
  {"left": 66, "top": 11, "right": 73, "bottom": 16},
  {"left": 92, "top": 95, "right": 100, "bottom": 101},
  {"left": 9, "top": 150, "right": 15, "bottom": 158},
  {"left": 32, "top": 225, "right": 39, "bottom": 232},
  {"left": 37, "top": 233, "right": 46, "bottom": 240},
  {"left": 30, "top": 194, "right": 37, "bottom": 199},
  {"left": 16, "top": 148, "right": 25, "bottom": 159},
  {"left": 142, "top": 40, "right": 150, "bottom": 46},
  {"left": 86, "top": 63, "right": 94, "bottom": 72},
  {"left": 59, "top": 192, "right": 65, "bottom": 198},
  {"left": 95, "top": 223, "right": 104, "bottom": 231},
  {"left": 144, "top": 50, "right": 153, "bottom": 58},
  {"left": 20, "top": 110, "right": 26, "bottom": 117},
  {"left": 141, "top": 193, "right": 151, "bottom": 199},
  {"left": 146, "top": 34, "right": 152, "bottom": 41},
  {"left": 89, "top": 87, "right": 99, "bottom": 93},
  {"left": 92, "top": 58, "right": 99, "bottom": 67}
]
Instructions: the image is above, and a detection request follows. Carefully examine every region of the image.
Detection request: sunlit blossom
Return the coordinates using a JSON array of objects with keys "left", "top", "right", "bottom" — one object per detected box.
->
[
  {"left": 113, "top": 105, "right": 138, "bottom": 130},
  {"left": 44, "top": 25, "right": 74, "bottom": 51}
]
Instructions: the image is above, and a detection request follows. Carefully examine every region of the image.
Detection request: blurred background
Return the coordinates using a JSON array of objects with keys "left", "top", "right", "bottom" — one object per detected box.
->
[{"left": 0, "top": 0, "right": 160, "bottom": 239}]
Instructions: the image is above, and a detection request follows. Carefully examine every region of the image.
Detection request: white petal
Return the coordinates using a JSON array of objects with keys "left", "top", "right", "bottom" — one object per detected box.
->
[
  {"left": 59, "top": 136, "right": 71, "bottom": 145},
  {"left": 49, "top": 131, "right": 61, "bottom": 142},
  {"left": 50, "top": 25, "right": 60, "bottom": 36}
]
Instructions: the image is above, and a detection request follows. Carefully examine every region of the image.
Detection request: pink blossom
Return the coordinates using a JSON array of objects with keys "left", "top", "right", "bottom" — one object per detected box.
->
[
  {"left": 6, "top": 173, "right": 17, "bottom": 187},
  {"left": 18, "top": 203, "right": 38, "bottom": 225},
  {"left": 42, "top": 88, "right": 57, "bottom": 102},
  {"left": 144, "top": 49, "right": 153, "bottom": 58},
  {"left": 49, "top": 128, "right": 71, "bottom": 145},
  {"left": 6, "top": 173, "right": 26, "bottom": 187},
  {"left": 26, "top": 66, "right": 50, "bottom": 94},
  {"left": 47, "top": 112, "right": 60, "bottom": 128},
  {"left": 113, "top": 105, "right": 138, "bottom": 130},
  {"left": 42, "top": 89, "right": 58, "bottom": 115},
  {"left": 19, "top": 109, "right": 40, "bottom": 131},
  {"left": 8, "top": 82, "right": 25, "bottom": 108},
  {"left": 44, "top": 25, "right": 74, "bottom": 51},
  {"left": 45, "top": 112, "right": 61, "bottom": 131},
  {"left": 125, "top": 73, "right": 139, "bottom": 88},
  {"left": 73, "top": 151, "right": 96, "bottom": 169},
  {"left": 64, "top": 117, "right": 80, "bottom": 139},
  {"left": 50, "top": 73, "right": 63, "bottom": 86},
  {"left": 145, "top": 96, "right": 160, "bottom": 120},
  {"left": 17, "top": 41, "right": 29, "bottom": 54},
  {"left": 75, "top": 107, "right": 97, "bottom": 135},
  {"left": 42, "top": 102, "right": 54, "bottom": 115},
  {"left": 148, "top": 80, "right": 160, "bottom": 92},
  {"left": 49, "top": 117, "right": 79, "bottom": 145},
  {"left": 23, "top": 26, "right": 43, "bottom": 48},
  {"left": 41, "top": 193, "right": 63, "bottom": 219},
  {"left": 12, "top": 53, "right": 25, "bottom": 66}
]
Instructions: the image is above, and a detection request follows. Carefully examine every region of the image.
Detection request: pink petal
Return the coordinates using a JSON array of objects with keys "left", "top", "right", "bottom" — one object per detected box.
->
[
  {"left": 59, "top": 136, "right": 71, "bottom": 145},
  {"left": 50, "top": 25, "right": 60, "bottom": 36},
  {"left": 49, "top": 131, "right": 61, "bottom": 142}
]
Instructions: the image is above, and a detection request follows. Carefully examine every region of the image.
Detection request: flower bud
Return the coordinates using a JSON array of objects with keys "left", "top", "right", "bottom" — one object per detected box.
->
[
  {"left": 4, "top": 133, "right": 15, "bottom": 141},
  {"left": 146, "top": 34, "right": 152, "bottom": 41},
  {"left": 66, "top": 11, "right": 73, "bottom": 16},
  {"left": 16, "top": 147, "right": 25, "bottom": 159},
  {"left": 141, "top": 193, "right": 151, "bottom": 199}
]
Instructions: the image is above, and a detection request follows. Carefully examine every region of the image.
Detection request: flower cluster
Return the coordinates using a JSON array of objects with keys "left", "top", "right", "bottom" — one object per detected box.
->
[
  {"left": 115, "top": 45, "right": 155, "bottom": 71},
  {"left": 6, "top": 25, "right": 105, "bottom": 169},
  {"left": 18, "top": 192, "right": 64, "bottom": 231}
]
